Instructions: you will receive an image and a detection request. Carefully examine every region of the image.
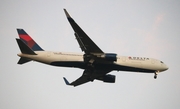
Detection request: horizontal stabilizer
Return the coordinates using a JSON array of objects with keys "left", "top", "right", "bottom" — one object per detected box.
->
[
  {"left": 16, "top": 38, "right": 37, "bottom": 55},
  {"left": 18, "top": 57, "right": 31, "bottom": 64}
]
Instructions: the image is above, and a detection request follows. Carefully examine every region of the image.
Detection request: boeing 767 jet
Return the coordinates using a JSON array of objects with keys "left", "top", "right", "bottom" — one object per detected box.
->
[{"left": 16, "top": 9, "right": 168, "bottom": 86}]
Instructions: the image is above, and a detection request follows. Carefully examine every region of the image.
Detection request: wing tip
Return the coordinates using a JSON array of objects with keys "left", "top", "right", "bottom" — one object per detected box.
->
[
  {"left": 63, "top": 9, "right": 71, "bottom": 18},
  {"left": 63, "top": 77, "right": 71, "bottom": 85}
]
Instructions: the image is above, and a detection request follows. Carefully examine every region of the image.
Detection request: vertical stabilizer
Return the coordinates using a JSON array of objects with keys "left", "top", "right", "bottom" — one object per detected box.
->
[
  {"left": 17, "top": 29, "right": 44, "bottom": 51},
  {"left": 16, "top": 39, "right": 37, "bottom": 55},
  {"left": 16, "top": 38, "right": 37, "bottom": 64}
]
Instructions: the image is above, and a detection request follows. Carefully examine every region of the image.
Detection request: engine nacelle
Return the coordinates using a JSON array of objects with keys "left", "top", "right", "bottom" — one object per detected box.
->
[
  {"left": 97, "top": 74, "right": 116, "bottom": 83},
  {"left": 101, "top": 53, "right": 117, "bottom": 61}
]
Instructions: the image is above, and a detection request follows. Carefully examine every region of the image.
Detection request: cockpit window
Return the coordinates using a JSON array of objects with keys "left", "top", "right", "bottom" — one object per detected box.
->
[{"left": 160, "top": 61, "right": 164, "bottom": 63}]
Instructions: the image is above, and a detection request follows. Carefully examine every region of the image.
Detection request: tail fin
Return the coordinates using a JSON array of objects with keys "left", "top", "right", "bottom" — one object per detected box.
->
[
  {"left": 16, "top": 39, "right": 37, "bottom": 64},
  {"left": 16, "top": 39, "right": 37, "bottom": 55},
  {"left": 17, "top": 29, "right": 44, "bottom": 51}
]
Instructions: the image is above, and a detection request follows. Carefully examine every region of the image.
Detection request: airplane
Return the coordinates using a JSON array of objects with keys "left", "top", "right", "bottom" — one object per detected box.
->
[{"left": 16, "top": 9, "right": 168, "bottom": 87}]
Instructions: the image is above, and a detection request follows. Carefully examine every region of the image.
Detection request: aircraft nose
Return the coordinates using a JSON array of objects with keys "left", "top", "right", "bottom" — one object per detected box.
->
[{"left": 162, "top": 64, "right": 169, "bottom": 71}]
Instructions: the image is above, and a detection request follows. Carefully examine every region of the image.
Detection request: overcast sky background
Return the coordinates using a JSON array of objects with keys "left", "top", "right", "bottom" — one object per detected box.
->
[{"left": 0, "top": 0, "right": 180, "bottom": 109}]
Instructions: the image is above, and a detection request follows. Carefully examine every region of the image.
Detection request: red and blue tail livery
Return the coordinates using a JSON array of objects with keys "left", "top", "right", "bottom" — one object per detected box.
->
[{"left": 17, "top": 29, "right": 43, "bottom": 51}]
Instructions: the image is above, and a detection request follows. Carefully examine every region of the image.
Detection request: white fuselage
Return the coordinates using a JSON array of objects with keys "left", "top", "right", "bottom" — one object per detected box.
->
[{"left": 18, "top": 51, "right": 168, "bottom": 74}]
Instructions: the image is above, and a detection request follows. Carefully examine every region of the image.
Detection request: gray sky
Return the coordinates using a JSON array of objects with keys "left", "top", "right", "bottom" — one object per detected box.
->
[{"left": 0, "top": 0, "right": 180, "bottom": 109}]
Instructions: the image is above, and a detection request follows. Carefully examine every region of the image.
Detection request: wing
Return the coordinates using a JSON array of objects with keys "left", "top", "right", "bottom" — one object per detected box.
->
[
  {"left": 63, "top": 69, "right": 111, "bottom": 87},
  {"left": 64, "top": 9, "right": 104, "bottom": 54},
  {"left": 63, "top": 75, "right": 90, "bottom": 87}
]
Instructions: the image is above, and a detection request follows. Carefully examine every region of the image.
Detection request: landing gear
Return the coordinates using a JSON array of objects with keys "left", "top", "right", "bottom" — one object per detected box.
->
[
  {"left": 83, "top": 54, "right": 96, "bottom": 82},
  {"left": 154, "top": 71, "right": 159, "bottom": 79},
  {"left": 154, "top": 74, "right": 157, "bottom": 79}
]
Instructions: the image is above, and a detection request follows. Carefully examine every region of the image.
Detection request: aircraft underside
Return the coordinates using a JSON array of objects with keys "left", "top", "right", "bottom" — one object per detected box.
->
[{"left": 50, "top": 61, "right": 155, "bottom": 73}]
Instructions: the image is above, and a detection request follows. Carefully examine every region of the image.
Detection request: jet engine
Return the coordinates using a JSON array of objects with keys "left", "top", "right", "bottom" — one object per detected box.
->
[
  {"left": 97, "top": 74, "right": 116, "bottom": 83},
  {"left": 100, "top": 53, "right": 117, "bottom": 61}
]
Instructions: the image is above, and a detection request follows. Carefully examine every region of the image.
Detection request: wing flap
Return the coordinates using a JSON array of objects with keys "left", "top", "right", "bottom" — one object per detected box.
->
[{"left": 74, "top": 33, "right": 87, "bottom": 52}]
